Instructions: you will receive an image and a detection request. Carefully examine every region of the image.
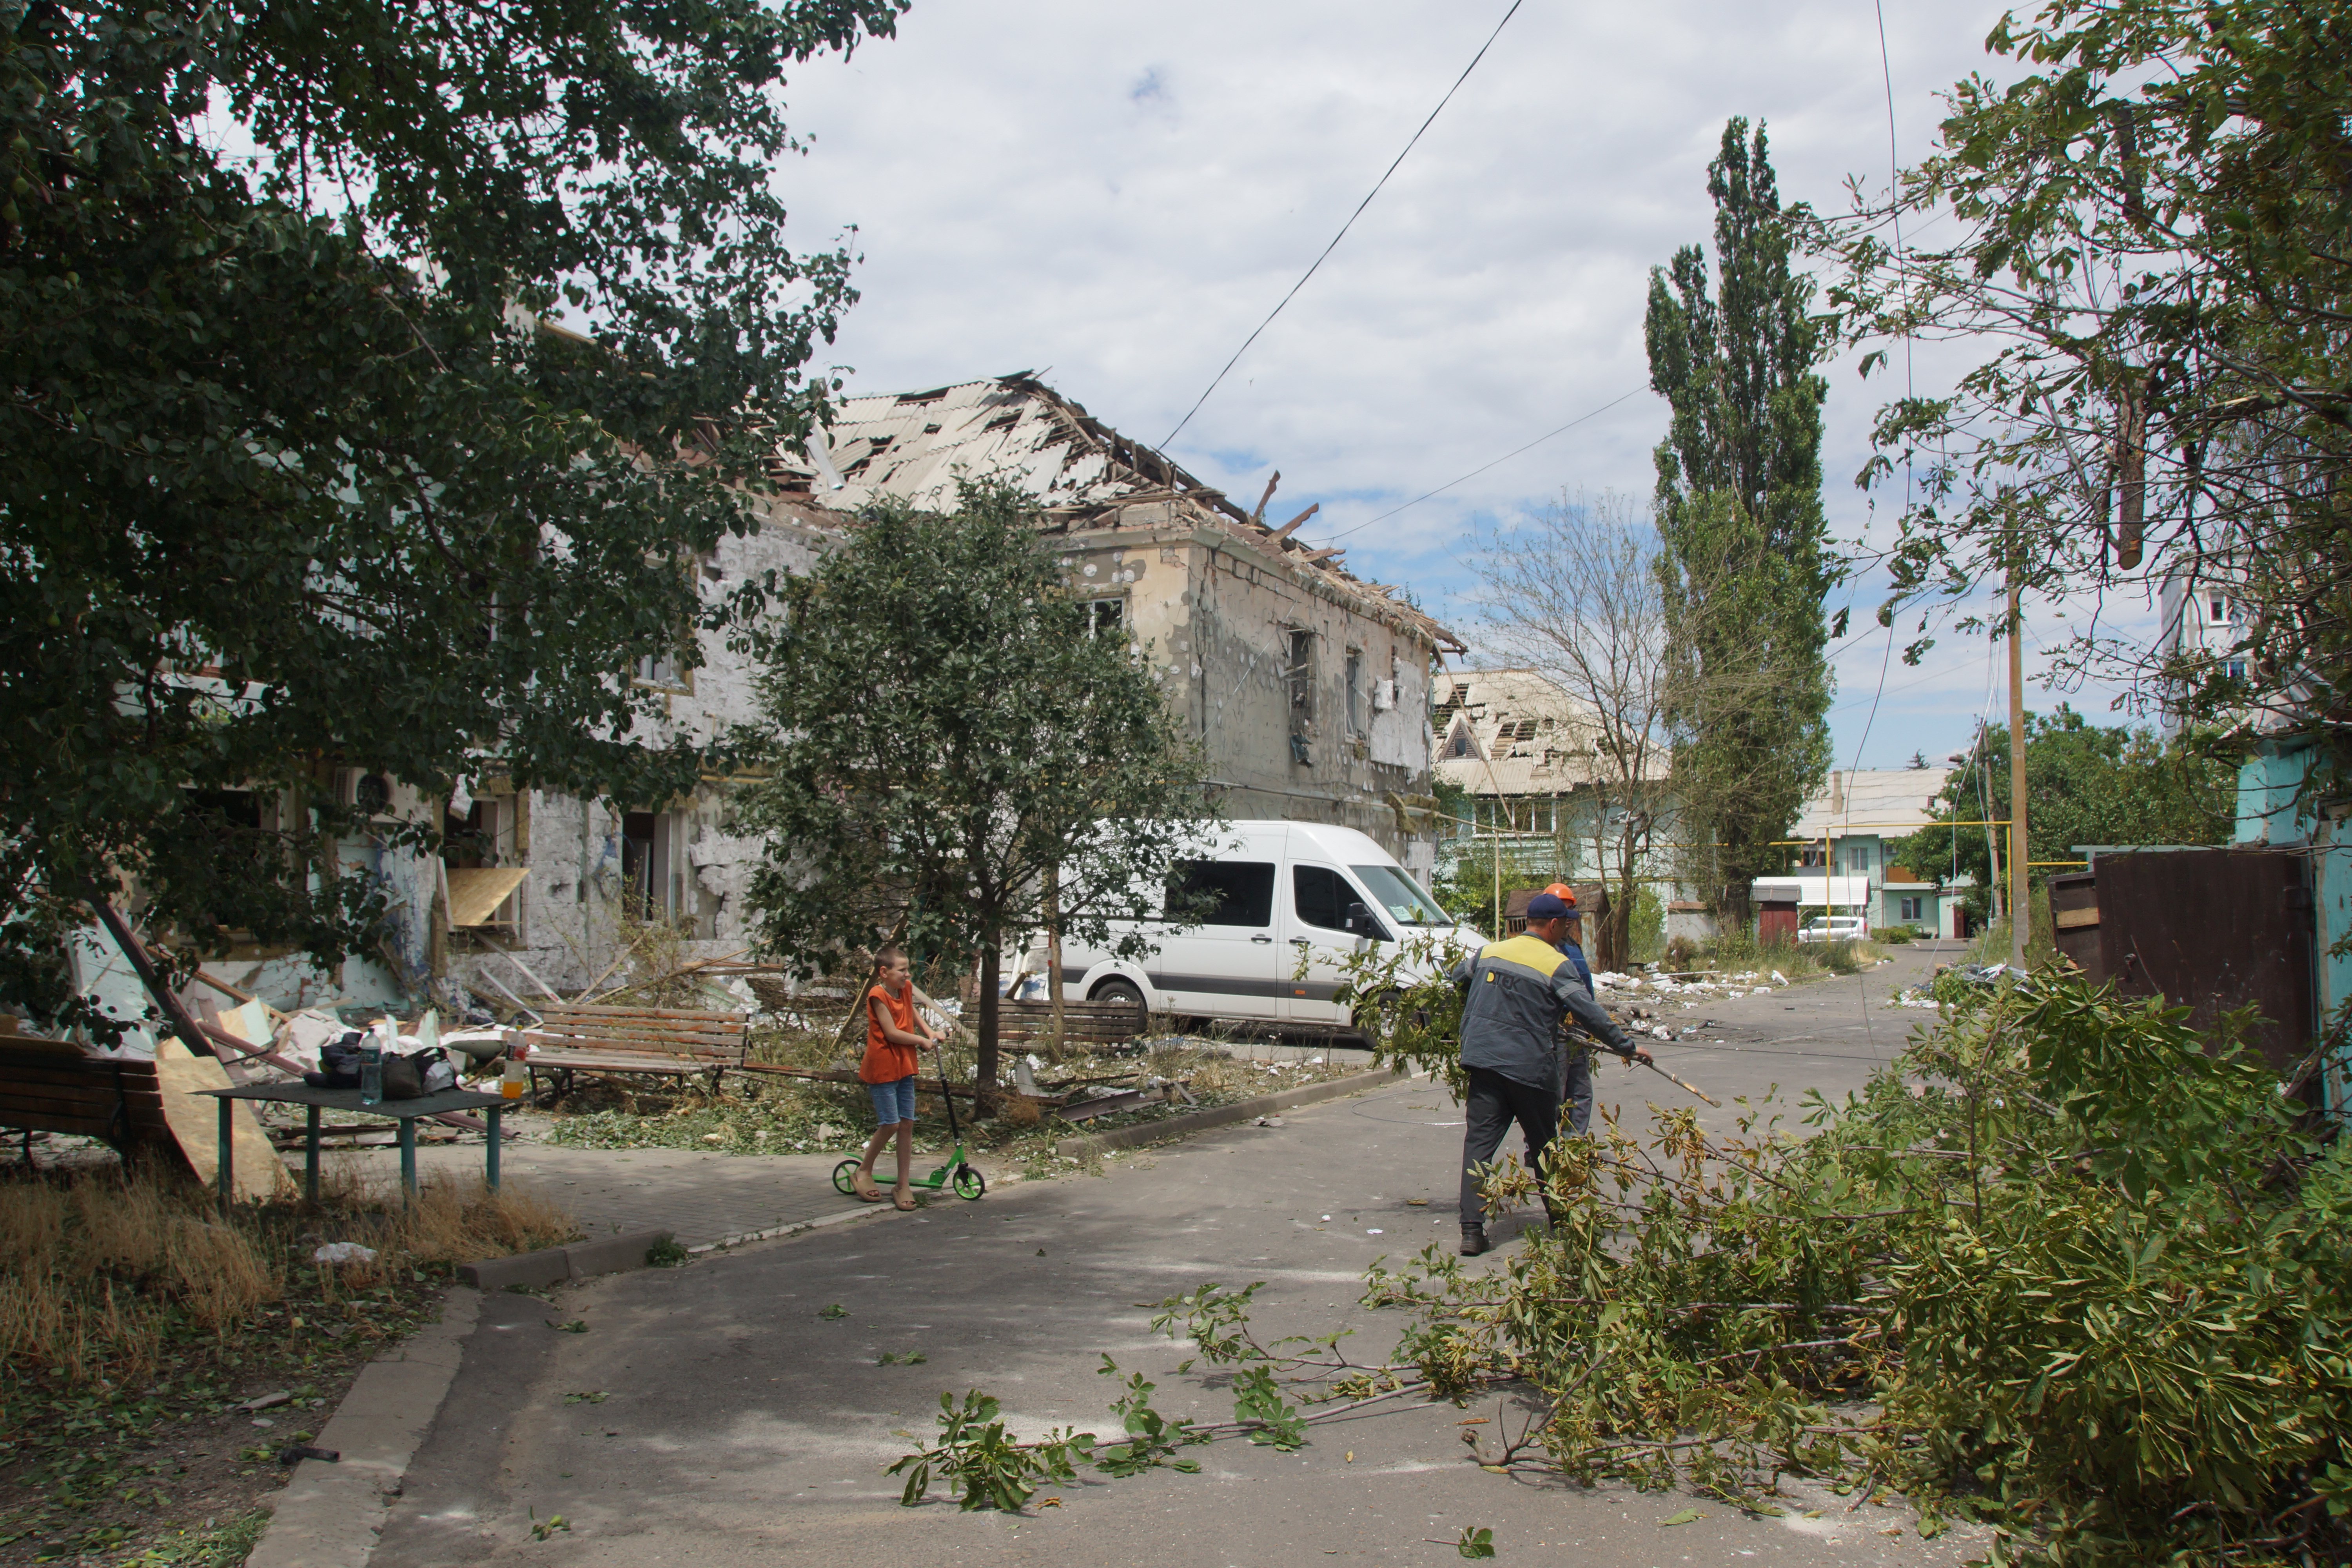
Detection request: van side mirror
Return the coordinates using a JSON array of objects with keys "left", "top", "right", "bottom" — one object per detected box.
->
[{"left": 1345, "top": 901, "right": 1373, "bottom": 935}]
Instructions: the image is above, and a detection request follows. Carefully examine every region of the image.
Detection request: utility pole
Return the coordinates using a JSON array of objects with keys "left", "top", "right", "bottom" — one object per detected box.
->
[{"left": 2007, "top": 570, "right": 2029, "bottom": 968}]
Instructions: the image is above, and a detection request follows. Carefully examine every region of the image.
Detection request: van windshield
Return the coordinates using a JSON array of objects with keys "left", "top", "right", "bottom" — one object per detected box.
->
[{"left": 1349, "top": 865, "right": 1450, "bottom": 926}]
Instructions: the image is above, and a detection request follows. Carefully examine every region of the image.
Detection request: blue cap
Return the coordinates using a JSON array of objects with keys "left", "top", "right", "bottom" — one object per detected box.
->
[{"left": 1526, "top": 891, "right": 1575, "bottom": 920}]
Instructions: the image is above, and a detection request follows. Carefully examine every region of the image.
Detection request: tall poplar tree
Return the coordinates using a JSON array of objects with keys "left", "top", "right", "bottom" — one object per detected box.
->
[{"left": 1644, "top": 118, "right": 1836, "bottom": 927}]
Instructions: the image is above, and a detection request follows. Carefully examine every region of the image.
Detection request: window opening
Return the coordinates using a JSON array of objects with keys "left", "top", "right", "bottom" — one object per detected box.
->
[
  {"left": 1088, "top": 598, "right": 1125, "bottom": 637},
  {"left": 1345, "top": 649, "right": 1363, "bottom": 735},
  {"left": 1286, "top": 629, "right": 1315, "bottom": 718},
  {"left": 1164, "top": 860, "right": 1275, "bottom": 927}
]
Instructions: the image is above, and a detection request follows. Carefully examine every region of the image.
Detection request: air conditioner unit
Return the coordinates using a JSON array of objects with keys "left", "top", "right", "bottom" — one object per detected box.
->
[{"left": 333, "top": 768, "right": 394, "bottom": 818}]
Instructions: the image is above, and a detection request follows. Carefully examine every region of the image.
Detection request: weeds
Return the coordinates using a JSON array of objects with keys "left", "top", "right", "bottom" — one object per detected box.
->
[{"left": 0, "top": 1163, "right": 574, "bottom": 1564}]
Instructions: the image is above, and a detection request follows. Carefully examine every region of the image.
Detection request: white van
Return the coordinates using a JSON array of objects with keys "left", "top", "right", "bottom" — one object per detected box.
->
[{"left": 1052, "top": 820, "right": 1476, "bottom": 1032}]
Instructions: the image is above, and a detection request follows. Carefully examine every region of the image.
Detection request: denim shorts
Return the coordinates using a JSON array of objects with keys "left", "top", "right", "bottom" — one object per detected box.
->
[{"left": 867, "top": 1074, "right": 919, "bottom": 1125}]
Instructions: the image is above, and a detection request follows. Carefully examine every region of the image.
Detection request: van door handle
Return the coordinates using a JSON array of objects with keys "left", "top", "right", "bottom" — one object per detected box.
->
[
  {"left": 1290, "top": 938, "right": 1311, "bottom": 947},
  {"left": 1250, "top": 934, "right": 1273, "bottom": 944}
]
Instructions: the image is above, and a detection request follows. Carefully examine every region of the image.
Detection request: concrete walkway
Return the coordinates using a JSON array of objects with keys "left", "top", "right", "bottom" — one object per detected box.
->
[{"left": 353, "top": 939, "right": 1988, "bottom": 1568}]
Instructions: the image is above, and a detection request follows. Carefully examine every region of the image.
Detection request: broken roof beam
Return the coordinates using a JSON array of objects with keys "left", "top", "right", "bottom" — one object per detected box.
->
[{"left": 1268, "top": 503, "right": 1318, "bottom": 541}]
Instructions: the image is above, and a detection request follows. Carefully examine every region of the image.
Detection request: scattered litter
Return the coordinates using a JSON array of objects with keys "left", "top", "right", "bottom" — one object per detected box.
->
[
  {"left": 278, "top": 1445, "right": 338, "bottom": 1465},
  {"left": 235, "top": 1390, "right": 290, "bottom": 1413},
  {"left": 1770, "top": 970, "right": 1789, "bottom": 986},
  {"left": 1649, "top": 1025, "right": 1672, "bottom": 1041},
  {"left": 250, "top": 1418, "right": 275, "bottom": 1429},
  {"left": 1407, "top": 1198, "right": 1428, "bottom": 1206},
  {"left": 1367, "top": 1228, "right": 1384, "bottom": 1235},
  {"left": 312, "top": 1243, "right": 377, "bottom": 1267},
  {"left": 1253, "top": 1115, "right": 1285, "bottom": 1128}
]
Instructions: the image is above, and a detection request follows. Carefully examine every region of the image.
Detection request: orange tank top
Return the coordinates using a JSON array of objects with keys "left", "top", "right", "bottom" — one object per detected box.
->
[{"left": 859, "top": 983, "right": 921, "bottom": 1083}]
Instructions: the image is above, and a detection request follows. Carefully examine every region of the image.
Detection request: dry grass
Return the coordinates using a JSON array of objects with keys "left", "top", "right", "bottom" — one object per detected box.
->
[{"left": 0, "top": 1161, "right": 576, "bottom": 1390}]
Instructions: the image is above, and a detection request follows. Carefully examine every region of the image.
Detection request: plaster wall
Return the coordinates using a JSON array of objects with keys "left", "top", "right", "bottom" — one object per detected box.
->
[{"left": 1056, "top": 509, "right": 1438, "bottom": 877}]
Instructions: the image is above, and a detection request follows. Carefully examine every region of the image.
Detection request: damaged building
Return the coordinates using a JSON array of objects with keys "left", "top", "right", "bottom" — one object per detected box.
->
[{"left": 160, "top": 374, "right": 1459, "bottom": 1019}]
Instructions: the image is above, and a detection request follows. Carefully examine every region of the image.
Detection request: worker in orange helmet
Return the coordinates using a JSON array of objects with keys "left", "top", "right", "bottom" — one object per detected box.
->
[{"left": 1542, "top": 885, "right": 1600, "bottom": 1135}]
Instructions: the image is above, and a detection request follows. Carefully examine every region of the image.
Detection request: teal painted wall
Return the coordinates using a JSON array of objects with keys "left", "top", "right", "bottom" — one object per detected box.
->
[{"left": 2235, "top": 739, "right": 2350, "bottom": 1120}]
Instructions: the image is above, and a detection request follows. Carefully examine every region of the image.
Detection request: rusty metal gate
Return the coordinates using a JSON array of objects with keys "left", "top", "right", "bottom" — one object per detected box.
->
[{"left": 2051, "top": 848, "right": 2316, "bottom": 1076}]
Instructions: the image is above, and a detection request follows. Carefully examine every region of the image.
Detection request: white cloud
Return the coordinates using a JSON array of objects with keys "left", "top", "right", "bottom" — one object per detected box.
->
[{"left": 772, "top": 0, "right": 2148, "bottom": 766}]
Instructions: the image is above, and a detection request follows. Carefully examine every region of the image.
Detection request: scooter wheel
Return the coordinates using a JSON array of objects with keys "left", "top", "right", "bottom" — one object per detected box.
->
[
  {"left": 831, "top": 1158, "right": 863, "bottom": 1196},
  {"left": 951, "top": 1165, "right": 986, "bottom": 1200}
]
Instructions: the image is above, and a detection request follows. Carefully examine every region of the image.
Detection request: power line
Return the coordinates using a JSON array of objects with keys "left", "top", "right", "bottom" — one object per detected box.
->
[
  {"left": 1317, "top": 386, "right": 1644, "bottom": 544},
  {"left": 1158, "top": 0, "right": 1528, "bottom": 449}
]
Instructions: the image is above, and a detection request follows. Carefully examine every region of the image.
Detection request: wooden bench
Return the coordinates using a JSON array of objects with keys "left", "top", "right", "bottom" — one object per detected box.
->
[
  {"left": 520, "top": 1003, "right": 750, "bottom": 1100},
  {"left": 994, "top": 998, "right": 1146, "bottom": 1052},
  {"left": 0, "top": 1041, "right": 170, "bottom": 1156}
]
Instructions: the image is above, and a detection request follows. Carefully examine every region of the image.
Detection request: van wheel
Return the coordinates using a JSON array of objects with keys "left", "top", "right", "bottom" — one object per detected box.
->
[
  {"left": 1351, "top": 988, "right": 1405, "bottom": 1042},
  {"left": 1090, "top": 976, "right": 1147, "bottom": 1027}
]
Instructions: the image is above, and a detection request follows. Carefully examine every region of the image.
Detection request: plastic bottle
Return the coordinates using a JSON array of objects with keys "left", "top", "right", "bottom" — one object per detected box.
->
[
  {"left": 501, "top": 1056, "right": 527, "bottom": 1101},
  {"left": 359, "top": 1033, "right": 385, "bottom": 1107}
]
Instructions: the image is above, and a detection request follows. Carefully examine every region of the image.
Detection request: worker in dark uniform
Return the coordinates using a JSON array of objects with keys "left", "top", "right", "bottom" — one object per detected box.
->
[{"left": 1450, "top": 889, "right": 1648, "bottom": 1257}]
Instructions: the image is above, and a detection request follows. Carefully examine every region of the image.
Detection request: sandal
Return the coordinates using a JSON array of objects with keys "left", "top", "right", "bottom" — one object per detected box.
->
[{"left": 893, "top": 1193, "right": 919, "bottom": 1211}]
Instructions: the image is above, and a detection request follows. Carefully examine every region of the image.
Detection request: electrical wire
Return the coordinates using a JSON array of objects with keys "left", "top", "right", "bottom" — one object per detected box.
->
[
  {"left": 1316, "top": 387, "right": 1644, "bottom": 545},
  {"left": 1158, "top": 0, "right": 1528, "bottom": 449}
]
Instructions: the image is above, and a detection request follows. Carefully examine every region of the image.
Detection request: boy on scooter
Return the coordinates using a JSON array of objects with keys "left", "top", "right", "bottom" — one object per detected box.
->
[{"left": 854, "top": 945, "right": 942, "bottom": 1210}]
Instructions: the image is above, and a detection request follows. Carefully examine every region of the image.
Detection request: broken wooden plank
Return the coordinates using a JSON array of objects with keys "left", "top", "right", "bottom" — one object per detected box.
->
[
  {"left": 1268, "top": 502, "right": 1319, "bottom": 541},
  {"left": 154, "top": 1038, "right": 295, "bottom": 1199}
]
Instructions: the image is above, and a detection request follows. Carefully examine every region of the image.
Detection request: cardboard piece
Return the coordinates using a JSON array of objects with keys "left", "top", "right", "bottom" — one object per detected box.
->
[
  {"left": 154, "top": 1038, "right": 296, "bottom": 1200},
  {"left": 445, "top": 867, "right": 529, "bottom": 928}
]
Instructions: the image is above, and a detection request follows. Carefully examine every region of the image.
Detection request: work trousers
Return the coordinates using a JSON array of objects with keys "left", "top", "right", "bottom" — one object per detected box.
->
[
  {"left": 1459, "top": 1065, "right": 1563, "bottom": 1228},
  {"left": 1561, "top": 1042, "right": 1594, "bottom": 1136}
]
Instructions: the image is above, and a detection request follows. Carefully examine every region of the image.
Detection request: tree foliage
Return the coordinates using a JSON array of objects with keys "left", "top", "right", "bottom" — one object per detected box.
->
[
  {"left": 732, "top": 484, "right": 1207, "bottom": 1093},
  {"left": 0, "top": 0, "right": 906, "bottom": 1027},
  {"left": 1811, "top": 0, "right": 2352, "bottom": 773},
  {"left": 1646, "top": 118, "right": 1837, "bottom": 925},
  {"left": 1895, "top": 706, "right": 2236, "bottom": 918},
  {"left": 1365, "top": 976, "right": 2352, "bottom": 1566}
]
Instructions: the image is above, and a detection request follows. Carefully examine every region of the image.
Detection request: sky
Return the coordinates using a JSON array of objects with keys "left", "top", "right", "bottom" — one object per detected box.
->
[{"left": 763, "top": 0, "right": 2157, "bottom": 773}]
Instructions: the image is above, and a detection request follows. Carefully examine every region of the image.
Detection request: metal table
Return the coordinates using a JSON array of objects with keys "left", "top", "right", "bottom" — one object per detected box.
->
[{"left": 196, "top": 1083, "right": 512, "bottom": 1215}]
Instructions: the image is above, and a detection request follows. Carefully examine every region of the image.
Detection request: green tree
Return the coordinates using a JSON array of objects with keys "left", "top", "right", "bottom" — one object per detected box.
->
[
  {"left": 1812, "top": 0, "right": 2352, "bottom": 774},
  {"left": 0, "top": 0, "right": 904, "bottom": 1033},
  {"left": 1896, "top": 707, "right": 2235, "bottom": 920},
  {"left": 1645, "top": 118, "right": 1837, "bottom": 931},
  {"left": 732, "top": 485, "right": 1208, "bottom": 1098}
]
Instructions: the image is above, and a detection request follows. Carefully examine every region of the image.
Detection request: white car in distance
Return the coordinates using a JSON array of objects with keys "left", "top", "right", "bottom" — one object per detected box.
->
[{"left": 1797, "top": 915, "right": 1869, "bottom": 944}]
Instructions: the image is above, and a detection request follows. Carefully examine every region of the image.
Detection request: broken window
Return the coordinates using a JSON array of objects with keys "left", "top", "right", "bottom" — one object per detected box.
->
[
  {"left": 1345, "top": 649, "right": 1364, "bottom": 735},
  {"left": 1088, "top": 598, "right": 1125, "bottom": 637},
  {"left": 635, "top": 651, "right": 686, "bottom": 690},
  {"left": 1286, "top": 629, "right": 1315, "bottom": 718},
  {"left": 621, "top": 811, "right": 673, "bottom": 920}
]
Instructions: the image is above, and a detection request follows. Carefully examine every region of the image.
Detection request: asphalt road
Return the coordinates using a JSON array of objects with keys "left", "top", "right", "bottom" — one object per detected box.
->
[{"left": 373, "top": 940, "right": 1993, "bottom": 1568}]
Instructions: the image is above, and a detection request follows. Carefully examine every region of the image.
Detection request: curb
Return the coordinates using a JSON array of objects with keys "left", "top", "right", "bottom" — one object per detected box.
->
[
  {"left": 1053, "top": 1064, "right": 1412, "bottom": 1160},
  {"left": 456, "top": 1227, "right": 674, "bottom": 1291},
  {"left": 689, "top": 1199, "right": 896, "bottom": 1254},
  {"left": 244, "top": 1287, "right": 478, "bottom": 1568}
]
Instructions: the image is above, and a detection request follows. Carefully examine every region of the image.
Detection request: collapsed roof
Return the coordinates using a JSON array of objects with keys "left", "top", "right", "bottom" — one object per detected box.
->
[{"left": 769, "top": 373, "right": 1461, "bottom": 653}]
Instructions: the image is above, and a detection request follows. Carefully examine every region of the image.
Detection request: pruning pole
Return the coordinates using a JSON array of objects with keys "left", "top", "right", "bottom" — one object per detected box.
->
[{"left": 1637, "top": 1056, "right": 1720, "bottom": 1108}]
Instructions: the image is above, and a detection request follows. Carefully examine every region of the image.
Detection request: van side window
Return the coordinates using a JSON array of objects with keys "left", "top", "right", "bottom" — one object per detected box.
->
[
  {"left": 1293, "top": 865, "right": 1352, "bottom": 932},
  {"left": 1165, "top": 861, "right": 1276, "bottom": 927}
]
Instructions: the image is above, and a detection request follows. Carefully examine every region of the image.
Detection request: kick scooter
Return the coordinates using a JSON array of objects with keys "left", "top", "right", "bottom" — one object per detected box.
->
[{"left": 833, "top": 1058, "right": 987, "bottom": 1201}]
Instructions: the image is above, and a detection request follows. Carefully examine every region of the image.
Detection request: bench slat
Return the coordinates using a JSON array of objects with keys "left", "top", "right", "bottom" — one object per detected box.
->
[{"left": 534, "top": 1004, "right": 748, "bottom": 1025}]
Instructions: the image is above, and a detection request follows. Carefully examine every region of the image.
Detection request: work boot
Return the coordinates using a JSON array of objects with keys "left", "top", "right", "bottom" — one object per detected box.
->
[{"left": 1458, "top": 1224, "right": 1491, "bottom": 1258}]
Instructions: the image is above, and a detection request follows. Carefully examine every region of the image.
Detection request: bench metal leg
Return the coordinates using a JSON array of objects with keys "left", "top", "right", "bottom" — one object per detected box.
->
[
  {"left": 398, "top": 1116, "right": 417, "bottom": 1210},
  {"left": 216, "top": 1096, "right": 234, "bottom": 1220},
  {"left": 304, "top": 1104, "right": 321, "bottom": 1204},
  {"left": 485, "top": 1103, "right": 502, "bottom": 1192}
]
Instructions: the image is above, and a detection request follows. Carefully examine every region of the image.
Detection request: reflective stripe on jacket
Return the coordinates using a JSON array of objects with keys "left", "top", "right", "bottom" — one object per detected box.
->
[{"left": 1448, "top": 934, "right": 1633, "bottom": 1089}]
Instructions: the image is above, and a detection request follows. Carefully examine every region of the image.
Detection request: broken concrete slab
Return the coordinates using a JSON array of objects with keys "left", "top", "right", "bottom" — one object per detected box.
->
[{"left": 454, "top": 1228, "right": 676, "bottom": 1292}]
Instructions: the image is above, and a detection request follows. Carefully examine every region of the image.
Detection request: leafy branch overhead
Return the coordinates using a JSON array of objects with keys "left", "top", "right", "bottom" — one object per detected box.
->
[
  {"left": 0, "top": 0, "right": 906, "bottom": 1023},
  {"left": 1809, "top": 0, "right": 2352, "bottom": 756}
]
